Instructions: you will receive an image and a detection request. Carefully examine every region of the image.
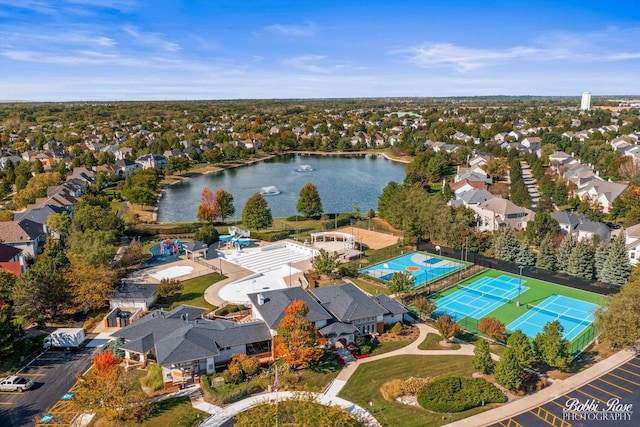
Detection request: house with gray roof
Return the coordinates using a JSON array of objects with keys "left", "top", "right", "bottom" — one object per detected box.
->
[
  {"left": 310, "top": 283, "right": 389, "bottom": 336},
  {"left": 372, "top": 294, "right": 408, "bottom": 325},
  {"left": 109, "top": 282, "right": 159, "bottom": 311},
  {"left": 247, "top": 287, "right": 332, "bottom": 334},
  {"left": 551, "top": 211, "right": 611, "bottom": 242},
  {"left": 112, "top": 305, "right": 272, "bottom": 387}
]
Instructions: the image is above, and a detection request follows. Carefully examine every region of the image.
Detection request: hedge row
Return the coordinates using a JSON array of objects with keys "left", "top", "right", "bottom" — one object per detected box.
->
[{"left": 417, "top": 376, "right": 506, "bottom": 413}]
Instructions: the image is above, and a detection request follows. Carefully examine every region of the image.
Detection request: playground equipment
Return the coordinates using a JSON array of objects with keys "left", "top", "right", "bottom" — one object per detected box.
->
[
  {"left": 160, "top": 239, "right": 183, "bottom": 256},
  {"left": 226, "top": 226, "right": 252, "bottom": 251}
]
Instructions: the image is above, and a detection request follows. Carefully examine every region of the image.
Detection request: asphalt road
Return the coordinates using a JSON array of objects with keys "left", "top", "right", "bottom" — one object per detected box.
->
[
  {"left": 490, "top": 355, "right": 640, "bottom": 427},
  {"left": 0, "top": 346, "right": 96, "bottom": 427}
]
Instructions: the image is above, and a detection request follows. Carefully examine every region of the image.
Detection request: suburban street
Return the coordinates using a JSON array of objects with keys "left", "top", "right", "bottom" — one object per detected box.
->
[{"left": 0, "top": 343, "right": 99, "bottom": 427}]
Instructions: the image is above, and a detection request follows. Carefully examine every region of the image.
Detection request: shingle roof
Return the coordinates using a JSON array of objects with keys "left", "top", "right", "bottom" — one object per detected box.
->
[
  {"left": 310, "top": 283, "right": 387, "bottom": 322},
  {"left": 0, "top": 219, "right": 44, "bottom": 242},
  {"left": 248, "top": 287, "right": 332, "bottom": 329},
  {"left": 0, "top": 243, "right": 22, "bottom": 262},
  {"left": 110, "top": 283, "right": 157, "bottom": 301},
  {"left": 318, "top": 322, "right": 359, "bottom": 339},
  {"left": 112, "top": 305, "right": 271, "bottom": 366},
  {"left": 183, "top": 240, "right": 208, "bottom": 252},
  {"left": 372, "top": 295, "right": 408, "bottom": 316},
  {"left": 14, "top": 205, "right": 66, "bottom": 225}
]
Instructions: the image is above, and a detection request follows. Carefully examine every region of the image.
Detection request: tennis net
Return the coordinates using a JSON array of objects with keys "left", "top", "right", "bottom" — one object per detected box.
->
[
  {"left": 525, "top": 304, "right": 592, "bottom": 325},
  {"left": 457, "top": 284, "right": 512, "bottom": 304}
]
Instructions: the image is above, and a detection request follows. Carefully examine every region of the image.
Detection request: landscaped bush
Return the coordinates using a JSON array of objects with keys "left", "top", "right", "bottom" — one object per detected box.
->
[
  {"left": 200, "top": 374, "right": 269, "bottom": 405},
  {"left": 380, "top": 379, "right": 404, "bottom": 401},
  {"left": 215, "top": 304, "right": 248, "bottom": 316},
  {"left": 140, "top": 363, "right": 164, "bottom": 392},
  {"left": 403, "top": 377, "right": 433, "bottom": 395},
  {"left": 417, "top": 376, "right": 506, "bottom": 413}
]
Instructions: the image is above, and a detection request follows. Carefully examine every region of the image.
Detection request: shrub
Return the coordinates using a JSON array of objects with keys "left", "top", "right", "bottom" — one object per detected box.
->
[
  {"left": 417, "top": 376, "right": 506, "bottom": 413},
  {"left": 403, "top": 377, "right": 433, "bottom": 395},
  {"left": 391, "top": 322, "right": 403, "bottom": 336},
  {"left": 380, "top": 379, "right": 404, "bottom": 401},
  {"left": 140, "top": 363, "right": 164, "bottom": 392}
]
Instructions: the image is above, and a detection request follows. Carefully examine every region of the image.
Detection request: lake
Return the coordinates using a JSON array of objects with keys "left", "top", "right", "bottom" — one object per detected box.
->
[{"left": 157, "top": 154, "right": 407, "bottom": 222}]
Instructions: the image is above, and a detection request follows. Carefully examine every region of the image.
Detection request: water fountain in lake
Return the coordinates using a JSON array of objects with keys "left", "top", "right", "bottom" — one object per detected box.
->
[
  {"left": 295, "top": 164, "right": 314, "bottom": 172},
  {"left": 260, "top": 186, "right": 280, "bottom": 196}
]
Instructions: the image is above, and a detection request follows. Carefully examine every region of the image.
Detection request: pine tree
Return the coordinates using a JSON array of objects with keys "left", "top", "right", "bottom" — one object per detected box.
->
[
  {"left": 600, "top": 234, "right": 631, "bottom": 287},
  {"left": 516, "top": 239, "right": 536, "bottom": 266},
  {"left": 492, "top": 228, "right": 520, "bottom": 262},
  {"left": 494, "top": 347, "right": 523, "bottom": 391},
  {"left": 536, "top": 235, "right": 557, "bottom": 271},
  {"left": 473, "top": 339, "right": 495, "bottom": 374},
  {"left": 556, "top": 233, "right": 576, "bottom": 273},
  {"left": 594, "top": 242, "right": 609, "bottom": 281},
  {"left": 567, "top": 239, "right": 595, "bottom": 279}
]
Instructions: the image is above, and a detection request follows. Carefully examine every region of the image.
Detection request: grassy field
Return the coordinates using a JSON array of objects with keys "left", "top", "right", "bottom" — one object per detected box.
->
[
  {"left": 431, "top": 269, "right": 606, "bottom": 354},
  {"left": 417, "top": 333, "right": 461, "bottom": 350},
  {"left": 154, "top": 273, "right": 222, "bottom": 311},
  {"left": 339, "top": 355, "right": 500, "bottom": 427}
]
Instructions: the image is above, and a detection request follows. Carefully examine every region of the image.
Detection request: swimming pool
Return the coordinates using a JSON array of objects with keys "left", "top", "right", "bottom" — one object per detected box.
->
[{"left": 360, "top": 252, "right": 464, "bottom": 288}]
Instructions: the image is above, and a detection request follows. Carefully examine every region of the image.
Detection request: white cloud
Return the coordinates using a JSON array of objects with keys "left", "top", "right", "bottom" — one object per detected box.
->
[
  {"left": 265, "top": 23, "right": 316, "bottom": 37},
  {"left": 283, "top": 55, "right": 349, "bottom": 74},
  {"left": 123, "top": 26, "right": 181, "bottom": 52}
]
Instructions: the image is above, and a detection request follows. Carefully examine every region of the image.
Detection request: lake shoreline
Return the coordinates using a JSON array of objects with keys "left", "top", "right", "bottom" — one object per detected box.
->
[{"left": 153, "top": 150, "right": 408, "bottom": 222}]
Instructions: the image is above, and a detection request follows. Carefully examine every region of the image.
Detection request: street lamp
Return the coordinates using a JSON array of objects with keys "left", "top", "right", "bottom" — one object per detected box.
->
[
  {"left": 288, "top": 262, "right": 292, "bottom": 287},
  {"left": 517, "top": 265, "right": 524, "bottom": 306}
]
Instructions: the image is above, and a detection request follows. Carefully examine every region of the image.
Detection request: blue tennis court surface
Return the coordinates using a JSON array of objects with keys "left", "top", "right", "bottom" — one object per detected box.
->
[
  {"left": 360, "top": 252, "right": 463, "bottom": 288},
  {"left": 507, "top": 295, "right": 597, "bottom": 341},
  {"left": 434, "top": 275, "right": 528, "bottom": 320}
]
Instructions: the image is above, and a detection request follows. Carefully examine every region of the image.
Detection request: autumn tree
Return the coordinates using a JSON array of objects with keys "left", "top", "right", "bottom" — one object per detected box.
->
[
  {"left": 297, "top": 182, "right": 323, "bottom": 218},
  {"left": 74, "top": 350, "right": 150, "bottom": 422},
  {"left": 197, "top": 187, "right": 218, "bottom": 222},
  {"left": 412, "top": 296, "right": 436, "bottom": 319},
  {"left": 242, "top": 193, "right": 273, "bottom": 230},
  {"left": 434, "top": 314, "right": 461, "bottom": 343},
  {"left": 274, "top": 300, "right": 322, "bottom": 368},
  {"left": 478, "top": 317, "right": 507, "bottom": 342},
  {"left": 65, "top": 254, "right": 118, "bottom": 314}
]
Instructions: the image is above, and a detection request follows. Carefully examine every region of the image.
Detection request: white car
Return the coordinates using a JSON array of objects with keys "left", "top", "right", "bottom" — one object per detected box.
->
[{"left": 0, "top": 376, "right": 34, "bottom": 392}]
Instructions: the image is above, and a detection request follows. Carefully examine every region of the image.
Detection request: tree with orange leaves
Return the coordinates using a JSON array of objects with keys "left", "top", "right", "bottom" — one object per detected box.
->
[
  {"left": 73, "top": 350, "right": 150, "bottom": 421},
  {"left": 197, "top": 187, "right": 218, "bottom": 222},
  {"left": 274, "top": 300, "right": 322, "bottom": 369}
]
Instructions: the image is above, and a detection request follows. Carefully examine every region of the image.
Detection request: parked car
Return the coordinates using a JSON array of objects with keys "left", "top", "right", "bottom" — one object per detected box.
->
[{"left": 0, "top": 376, "right": 34, "bottom": 392}]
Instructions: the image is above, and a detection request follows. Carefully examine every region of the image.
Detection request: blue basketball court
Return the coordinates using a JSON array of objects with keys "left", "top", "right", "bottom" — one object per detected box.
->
[
  {"left": 360, "top": 252, "right": 463, "bottom": 288},
  {"left": 507, "top": 295, "right": 598, "bottom": 341},
  {"left": 434, "top": 275, "right": 528, "bottom": 320}
]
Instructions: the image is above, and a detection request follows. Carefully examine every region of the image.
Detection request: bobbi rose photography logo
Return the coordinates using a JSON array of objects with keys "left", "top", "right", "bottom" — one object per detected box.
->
[{"left": 563, "top": 398, "right": 633, "bottom": 421}]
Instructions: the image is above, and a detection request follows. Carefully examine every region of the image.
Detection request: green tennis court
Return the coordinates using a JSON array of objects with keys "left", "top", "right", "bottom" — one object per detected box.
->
[{"left": 431, "top": 269, "right": 606, "bottom": 354}]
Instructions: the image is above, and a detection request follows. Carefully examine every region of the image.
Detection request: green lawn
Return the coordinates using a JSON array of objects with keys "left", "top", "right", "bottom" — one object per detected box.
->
[
  {"left": 351, "top": 278, "right": 391, "bottom": 295},
  {"left": 431, "top": 269, "right": 606, "bottom": 354},
  {"left": 339, "top": 355, "right": 499, "bottom": 427},
  {"left": 417, "top": 333, "right": 461, "bottom": 350},
  {"left": 121, "top": 396, "right": 207, "bottom": 427},
  {"left": 370, "top": 340, "right": 413, "bottom": 356},
  {"left": 154, "top": 273, "right": 221, "bottom": 311}
]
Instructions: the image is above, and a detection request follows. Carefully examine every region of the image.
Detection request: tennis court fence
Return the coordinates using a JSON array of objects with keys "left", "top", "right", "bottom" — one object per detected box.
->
[{"left": 417, "top": 242, "right": 617, "bottom": 295}]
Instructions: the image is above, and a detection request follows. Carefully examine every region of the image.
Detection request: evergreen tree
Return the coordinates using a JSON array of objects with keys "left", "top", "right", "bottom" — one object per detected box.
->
[
  {"left": 296, "top": 182, "right": 323, "bottom": 218},
  {"left": 242, "top": 193, "right": 273, "bottom": 230},
  {"left": 0, "top": 302, "right": 22, "bottom": 362},
  {"left": 473, "top": 339, "right": 495, "bottom": 374},
  {"left": 567, "top": 239, "right": 595, "bottom": 279},
  {"left": 536, "top": 235, "right": 557, "bottom": 271},
  {"left": 600, "top": 234, "right": 631, "bottom": 287},
  {"left": 516, "top": 239, "right": 536, "bottom": 266},
  {"left": 492, "top": 228, "right": 520, "bottom": 262},
  {"left": 494, "top": 347, "right": 523, "bottom": 391},
  {"left": 533, "top": 320, "right": 572, "bottom": 370},
  {"left": 556, "top": 233, "right": 576, "bottom": 273},
  {"left": 507, "top": 330, "right": 535, "bottom": 370},
  {"left": 594, "top": 242, "right": 609, "bottom": 281},
  {"left": 525, "top": 212, "right": 560, "bottom": 245}
]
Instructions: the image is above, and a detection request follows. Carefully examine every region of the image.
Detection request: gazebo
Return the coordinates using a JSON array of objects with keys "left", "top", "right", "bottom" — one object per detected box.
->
[{"left": 182, "top": 240, "right": 208, "bottom": 260}]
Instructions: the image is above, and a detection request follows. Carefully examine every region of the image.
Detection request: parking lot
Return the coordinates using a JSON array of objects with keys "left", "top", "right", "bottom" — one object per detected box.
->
[
  {"left": 490, "top": 356, "right": 640, "bottom": 427},
  {"left": 0, "top": 334, "right": 108, "bottom": 427}
]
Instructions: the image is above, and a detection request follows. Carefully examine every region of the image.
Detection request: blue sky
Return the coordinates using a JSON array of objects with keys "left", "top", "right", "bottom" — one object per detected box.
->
[{"left": 1, "top": 0, "right": 639, "bottom": 101}]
